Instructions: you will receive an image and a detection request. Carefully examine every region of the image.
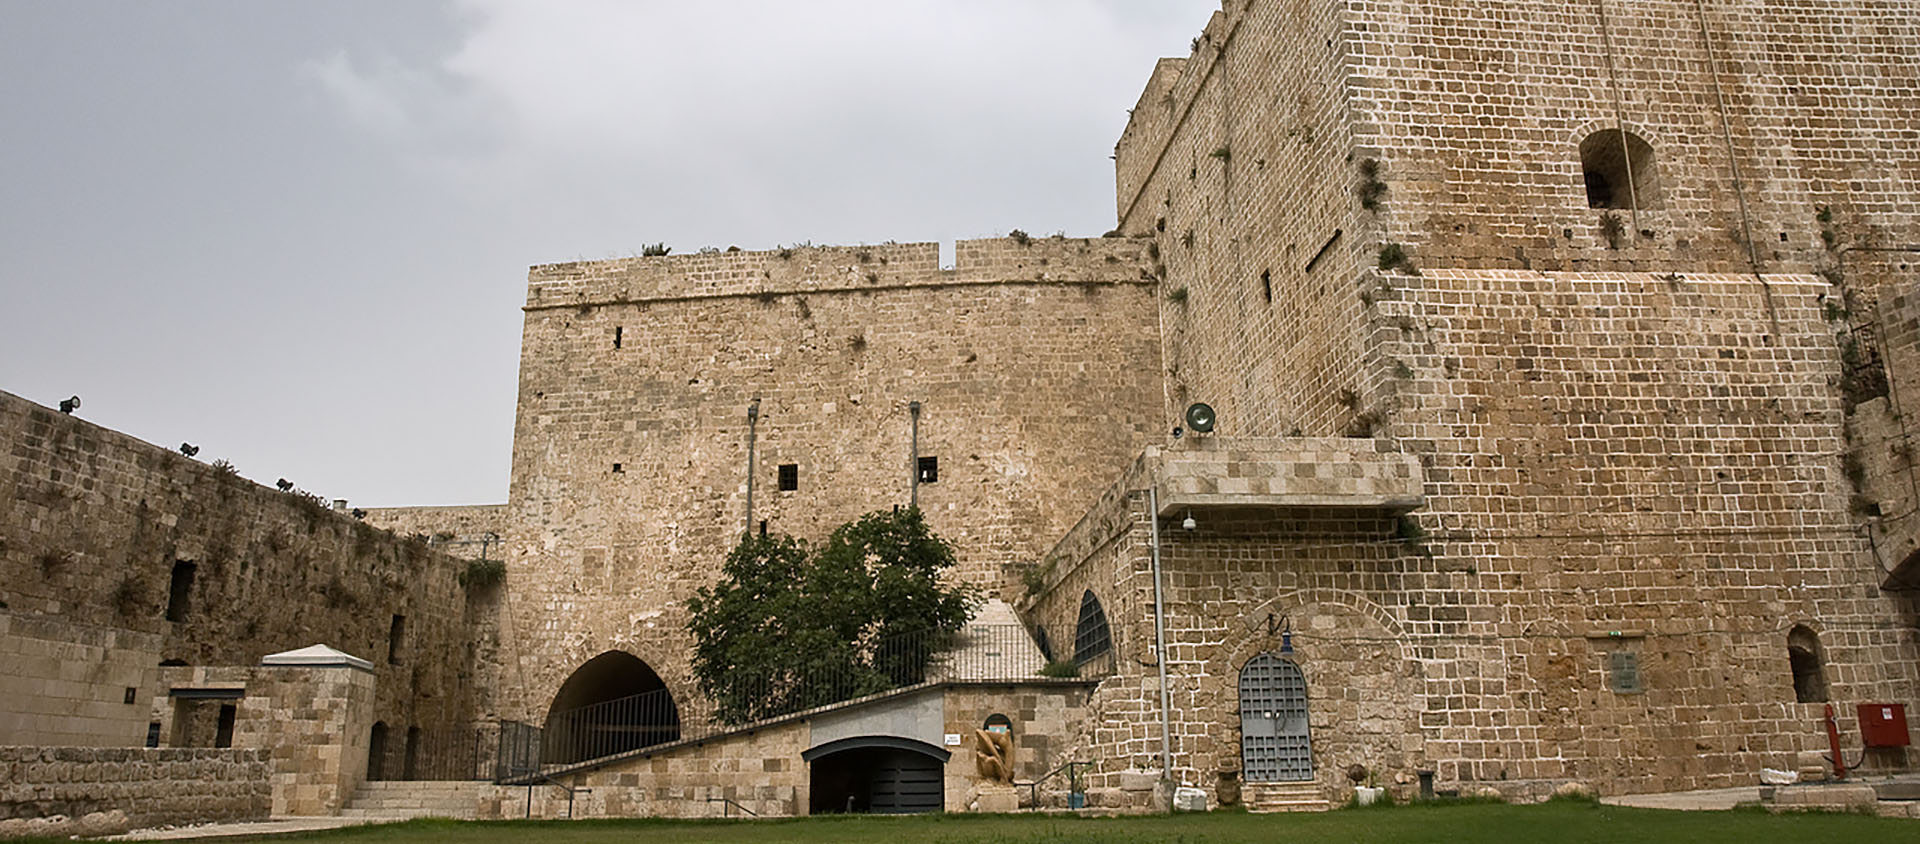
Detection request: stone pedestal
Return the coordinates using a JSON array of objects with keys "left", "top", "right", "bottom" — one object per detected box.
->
[{"left": 974, "top": 784, "right": 1019, "bottom": 813}]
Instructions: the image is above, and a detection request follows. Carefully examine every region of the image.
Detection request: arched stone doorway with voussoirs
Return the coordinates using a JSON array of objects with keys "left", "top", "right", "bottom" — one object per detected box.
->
[
  {"left": 541, "top": 650, "right": 681, "bottom": 765},
  {"left": 1221, "top": 594, "right": 1427, "bottom": 804}
]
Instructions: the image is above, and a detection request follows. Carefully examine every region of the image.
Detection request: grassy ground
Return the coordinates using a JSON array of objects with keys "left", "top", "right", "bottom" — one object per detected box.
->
[{"left": 67, "top": 799, "right": 1920, "bottom": 844}]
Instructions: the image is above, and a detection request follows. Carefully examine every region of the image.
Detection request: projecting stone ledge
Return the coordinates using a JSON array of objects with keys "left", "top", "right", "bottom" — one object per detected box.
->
[{"left": 1147, "top": 437, "right": 1424, "bottom": 514}]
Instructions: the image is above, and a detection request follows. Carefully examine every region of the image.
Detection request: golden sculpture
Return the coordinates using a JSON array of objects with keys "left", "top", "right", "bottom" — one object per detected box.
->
[{"left": 974, "top": 728, "right": 1014, "bottom": 783}]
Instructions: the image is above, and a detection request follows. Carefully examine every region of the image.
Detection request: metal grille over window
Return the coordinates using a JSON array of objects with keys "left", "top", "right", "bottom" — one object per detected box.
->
[
  {"left": 1240, "top": 654, "right": 1313, "bottom": 782},
  {"left": 1609, "top": 651, "right": 1642, "bottom": 694},
  {"left": 1073, "top": 590, "right": 1112, "bottom": 665}
]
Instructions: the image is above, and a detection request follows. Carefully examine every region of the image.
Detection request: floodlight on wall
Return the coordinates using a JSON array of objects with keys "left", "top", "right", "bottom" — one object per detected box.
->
[
  {"left": 59, "top": 396, "right": 80, "bottom": 414},
  {"left": 179, "top": 443, "right": 199, "bottom": 457},
  {"left": 276, "top": 479, "right": 294, "bottom": 492},
  {"left": 1184, "top": 402, "right": 1216, "bottom": 434}
]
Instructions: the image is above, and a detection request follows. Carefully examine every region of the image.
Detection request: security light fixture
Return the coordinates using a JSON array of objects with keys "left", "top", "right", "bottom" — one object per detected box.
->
[
  {"left": 179, "top": 443, "right": 199, "bottom": 456},
  {"left": 1184, "top": 402, "right": 1216, "bottom": 434},
  {"left": 276, "top": 479, "right": 294, "bottom": 492},
  {"left": 59, "top": 396, "right": 80, "bottom": 414},
  {"left": 1181, "top": 511, "right": 1197, "bottom": 532}
]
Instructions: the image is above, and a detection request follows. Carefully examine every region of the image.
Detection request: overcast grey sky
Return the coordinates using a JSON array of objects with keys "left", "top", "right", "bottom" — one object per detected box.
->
[{"left": 1, "top": 1, "right": 1214, "bottom": 507}]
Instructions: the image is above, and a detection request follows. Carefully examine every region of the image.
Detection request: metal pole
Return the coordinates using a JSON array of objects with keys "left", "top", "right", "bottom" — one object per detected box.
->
[
  {"left": 909, "top": 401, "right": 922, "bottom": 509},
  {"left": 745, "top": 398, "right": 761, "bottom": 534},
  {"left": 1147, "top": 485, "right": 1174, "bottom": 805}
]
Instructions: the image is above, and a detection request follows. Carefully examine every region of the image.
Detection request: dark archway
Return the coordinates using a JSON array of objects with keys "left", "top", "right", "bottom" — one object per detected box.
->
[
  {"left": 541, "top": 651, "right": 680, "bottom": 764},
  {"left": 805, "top": 736, "right": 950, "bottom": 815},
  {"left": 1580, "top": 129, "right": 1660, "bottom": 210},
  {"left": 367, "top": 721, "right": 389, "bottom": 780}
]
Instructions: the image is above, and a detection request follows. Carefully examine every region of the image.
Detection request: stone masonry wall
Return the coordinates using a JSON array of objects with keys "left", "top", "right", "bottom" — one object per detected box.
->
[
  {"left": 0, "top": 389, "right": 484, "bottom": 743},
  {"left": 360, "top": 504, "right": 509, "bottom": 558},
  {"left": 1117, "top": 0, "right": 1920, "bottom": 440},
  {"left": 0, "top": 612, "right": 159, "bottom": 747},
  {"left": 0, "top": 745, "right": 270, "bottom": 832},
  {"left": 498, "top": 238, "right": 1163, "bottom": 725}
]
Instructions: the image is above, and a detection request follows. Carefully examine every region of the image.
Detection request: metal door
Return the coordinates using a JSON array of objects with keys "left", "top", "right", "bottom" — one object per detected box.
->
[
  {"left": 868, "top": 751, "right": 944, "bottom": 813},
  {"left": 1240, "top": 654, "right": 1312, "bottom": 782}
]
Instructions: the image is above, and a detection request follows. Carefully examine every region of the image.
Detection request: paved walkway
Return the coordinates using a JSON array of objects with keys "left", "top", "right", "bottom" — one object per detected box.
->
[
  {"left": 109, "top": 816, "right": 401, "bottom": 841},
  {"left": 1601, "top": 785, "right": 1760, "bottom": 811}
]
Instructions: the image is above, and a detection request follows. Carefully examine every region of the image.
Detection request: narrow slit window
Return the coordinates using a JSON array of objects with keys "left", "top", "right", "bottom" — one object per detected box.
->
[
  {"left": 214, "top": 704, "right": 236, "bottom": 748},
  {"left": 1788, "top": 625, "right": 1829, "bottom": 703},
  {"left": 388, "top": 614, "right": 407, "bottom": 664},
  {"left": 778, "top": 463, "right": 799, "bottom": 491},
  {"left": 165, "top": 561, "right": 195, "bottom": 623},
  {"left": 918, "top": 456, "right": 939, "bottom": 484},
  {"left": 613, "top": 326, "right": 623, "bottom": 348},
  {"left": 1261, "top": 269, "right": 1272, "bottom": 303}
]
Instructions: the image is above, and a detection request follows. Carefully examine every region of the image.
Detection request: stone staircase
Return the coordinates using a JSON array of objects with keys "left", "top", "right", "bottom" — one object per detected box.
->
[
  {"left": 340, "top": 781, "right": 495, "bottom": 820},
  {"left": 1245, "top": 781, "right": 1331, "bottom": 813}
]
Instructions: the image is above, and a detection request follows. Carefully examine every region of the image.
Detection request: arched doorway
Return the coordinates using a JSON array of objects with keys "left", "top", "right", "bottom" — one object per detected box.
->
[
  {"left": 542, "top": 651, "right": 680, "bottom": 764},
  {"left": 1240, "top": 654, "right": 1312, "bottom": 782},
  {"left": 804, "top": 736, "right": 949, "bottom": 814}
]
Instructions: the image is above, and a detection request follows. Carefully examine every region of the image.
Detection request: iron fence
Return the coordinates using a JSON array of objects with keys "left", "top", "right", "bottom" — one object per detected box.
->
[{"left": 368, "top": 725, "right": 496, "bottom": 781}]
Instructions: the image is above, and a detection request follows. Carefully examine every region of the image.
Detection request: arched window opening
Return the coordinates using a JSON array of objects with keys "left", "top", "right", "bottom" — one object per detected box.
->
[
  {"left": 1788, "top": 625, "right": 1829, "bottom": 704},
  {"left": 1073, "top": 591, "right": 1112, "bottom": 666},
  {"left": 1580, "top": 129, "right": 1660, "bottom": 210},
  {"left": 542, "top": 651, "right": 680, "bottom": 765}
]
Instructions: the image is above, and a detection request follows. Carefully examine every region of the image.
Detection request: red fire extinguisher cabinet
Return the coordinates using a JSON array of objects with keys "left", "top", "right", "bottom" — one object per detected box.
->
[{"left": 1858, "top": 703, "right": 1911, "bottom": 747}]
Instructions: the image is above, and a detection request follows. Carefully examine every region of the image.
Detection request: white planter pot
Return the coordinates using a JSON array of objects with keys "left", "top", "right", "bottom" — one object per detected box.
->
[{"left": 1355, "top": 786, "right": 1384, "bottom": 806}]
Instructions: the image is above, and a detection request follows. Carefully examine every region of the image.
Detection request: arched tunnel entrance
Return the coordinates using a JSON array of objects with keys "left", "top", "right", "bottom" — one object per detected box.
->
[
  {"left": 804, "top": 736, "right": 949, "bottom": 814},
  {"left": 542, "top": 651, "right": 680, "bottom": 765}
]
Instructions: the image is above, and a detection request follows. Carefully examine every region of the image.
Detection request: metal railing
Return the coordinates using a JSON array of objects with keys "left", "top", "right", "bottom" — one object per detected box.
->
[
  {"left": 500, "top": 622, "right": 1071, "bottom": 778},
  {"left": 706, "top": 796, "right": 759, "bottom": 817},
  {"left": 1017, "top": 760, "right": 1093, "bottom": 810},
  {"left": 369, "top": 726, "right": 496, "bottom": 782}
]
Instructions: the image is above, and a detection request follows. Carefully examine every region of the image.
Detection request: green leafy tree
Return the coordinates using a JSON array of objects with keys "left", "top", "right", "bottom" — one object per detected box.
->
[{"left": 687, "top": 507, "right": 976, "bottom": 724}]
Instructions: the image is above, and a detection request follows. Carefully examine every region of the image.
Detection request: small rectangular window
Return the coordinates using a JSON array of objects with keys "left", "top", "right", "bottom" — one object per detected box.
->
[
  {"left": 166, "top": 561, "right": 196, "bottom": 622},
  {"left": 1609, "top": 651, "right": 1641, "bottom": 694},
  {"left": 778, "top": 464, "right": 798, "bottom": 491},
  {"left": 124, "top": 687, "right": 138, "bottom": 705},
  {"left": 613, "top": 326, "right": 623, "bottom": 348},
  {"left": 917, "top": 456, "right": 939, "bottom": 484},
  {"left": 388, "top": 614, "right": 407, "bottom": 664},
  {"left": 145, "top": 721, "right": 161, "bottom": 748}
]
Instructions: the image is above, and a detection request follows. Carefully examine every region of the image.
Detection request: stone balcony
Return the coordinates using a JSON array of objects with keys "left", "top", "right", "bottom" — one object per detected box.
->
[{"left": 1148, "top": 437, "right": 1424, "bottom": 515}]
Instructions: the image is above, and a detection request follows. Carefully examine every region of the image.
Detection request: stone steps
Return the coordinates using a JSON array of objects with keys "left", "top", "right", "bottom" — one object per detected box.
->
[
  {"left": 343, "top": 781, "right": 494, "bottom": 819},
  {"left": 1244, "top": 781, "right": 1330, "bottom": 814}
]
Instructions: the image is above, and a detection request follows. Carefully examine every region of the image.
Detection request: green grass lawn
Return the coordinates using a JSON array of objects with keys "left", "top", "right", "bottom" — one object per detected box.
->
[{"left": 67, "top": 799, "right": 1920, "bottom": 844}]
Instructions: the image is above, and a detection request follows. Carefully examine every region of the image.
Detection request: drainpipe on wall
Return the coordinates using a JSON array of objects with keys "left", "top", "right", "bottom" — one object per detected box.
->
[
  {"left": 909, "top": 401, "right": 922, "bottom": 510},
  {"left": 745, "top": 398, "right": 761, "bottom": 535},
  {"left": 1148, "top": 485, "right": 1175, "bottom": 806}
]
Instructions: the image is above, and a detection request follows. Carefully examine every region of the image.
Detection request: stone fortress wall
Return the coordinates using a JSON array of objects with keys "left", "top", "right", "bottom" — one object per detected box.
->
[
  {"left": 494, "top": 237, "right": 1166, "bottom": 725},
  {"left": 1042, "top": 0, "right": 1920, "bottom": 804},
  {"left": 0, "top": 390, "right": 489, "bottom": 747}
]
